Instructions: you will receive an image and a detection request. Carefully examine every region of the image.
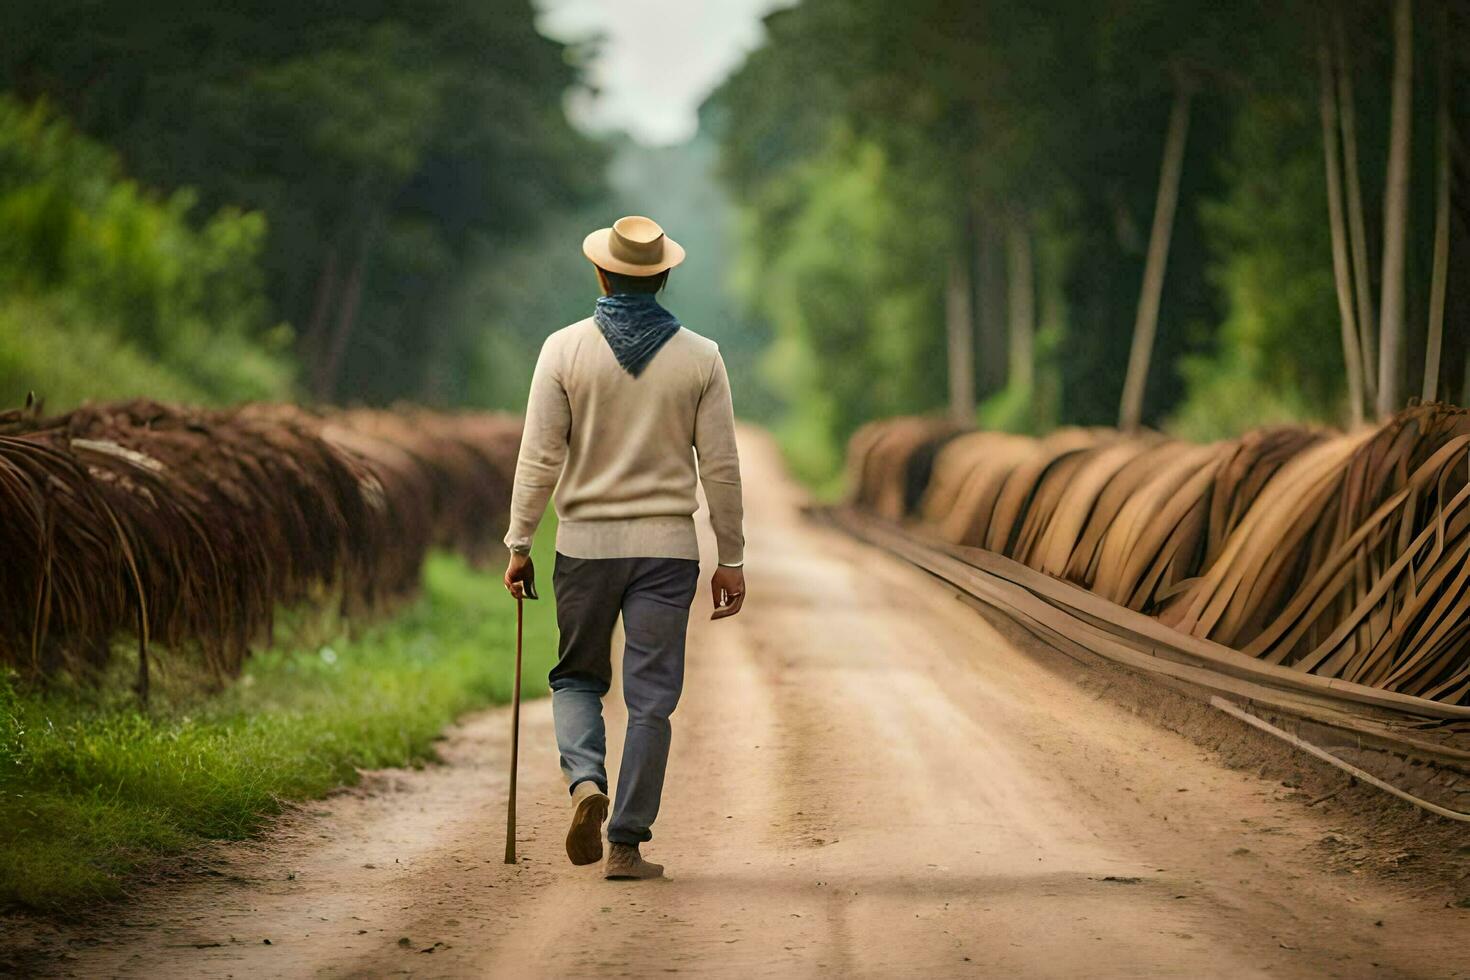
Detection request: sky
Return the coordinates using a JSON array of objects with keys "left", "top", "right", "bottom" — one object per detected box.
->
[{"left": 535, "top": 0, "right": 796, "bottom": 146}]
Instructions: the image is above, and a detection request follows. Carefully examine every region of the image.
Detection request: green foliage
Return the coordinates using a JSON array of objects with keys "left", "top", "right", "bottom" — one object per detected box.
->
[
  {"left": 442, "top": 130, "right": 780, "bottom": 421},
  {"left": 610, "top": 132, "right": 782, "bottom": 423},
  {"left": 2, "top": 1, "right": 605, "bottom": 405},
  {"left": 246, "top": 24, "right": 442, "bottom": 190},
  {"left": 711, "top": 0, "right": 1462, "bottom": 471},
  {"left": 1171, "top": 93, "right": 1345, "bottom": 435},
  {"left": 735, "top": 136, "right": 949, "bottom": 485},
  {"left": 0, "top": 547, "right": 558, "bottom": 912},
  {"left": 1169, "top": 350, "right": 1328, "bottom": 442},
  {"left": 0, "top": 298, "right": 209, "bottom": 409},
  {"left": 438, "top": 201, "right": 605, "bottom": 412},
  {"left": 707, "top": 0, "right": 1257, "bottom": 474},
  {"left": 979, "top": 382, "right": 1047, "bottom": 436},
  {"left": 0, "top": 96, "right": 292, "bottom": 408}
]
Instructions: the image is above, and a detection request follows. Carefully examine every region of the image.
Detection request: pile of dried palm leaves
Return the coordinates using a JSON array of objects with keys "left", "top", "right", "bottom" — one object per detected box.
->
[
  {"left": 848, "top": 404, "right": 1470, "bottom": 706},
  {"left": 0, "top": 399, "right": 520, "bottom": 692}
]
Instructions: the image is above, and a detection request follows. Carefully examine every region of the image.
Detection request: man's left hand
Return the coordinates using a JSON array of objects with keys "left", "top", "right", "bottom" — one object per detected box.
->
[{"left": 710, "top": 565, "right": 745, "bottom": 620}]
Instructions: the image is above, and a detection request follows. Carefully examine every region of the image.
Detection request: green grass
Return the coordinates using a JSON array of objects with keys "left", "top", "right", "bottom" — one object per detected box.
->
[{"left": 0, "top": 544, "right": 559, "bottom": 913}]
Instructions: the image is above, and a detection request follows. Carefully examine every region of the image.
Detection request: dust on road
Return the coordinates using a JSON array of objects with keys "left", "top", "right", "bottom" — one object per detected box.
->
[{"left": 22, "top": 429, "right": 1470, "bottom": 979}]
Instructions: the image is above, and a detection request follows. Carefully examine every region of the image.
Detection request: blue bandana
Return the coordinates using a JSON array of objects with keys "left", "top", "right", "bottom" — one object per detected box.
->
[{"left": 593, "top": 293, "right": 681, "bottom": 377}]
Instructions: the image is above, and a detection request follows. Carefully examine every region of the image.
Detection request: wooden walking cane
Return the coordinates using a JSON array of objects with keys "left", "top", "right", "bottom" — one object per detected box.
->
[{"left": 505, "top": 576, "right": 537, "bottom": 864}]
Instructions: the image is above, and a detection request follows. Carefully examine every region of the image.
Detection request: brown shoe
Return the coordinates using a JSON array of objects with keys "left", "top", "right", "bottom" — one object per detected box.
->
[
  {"left": 604, "top": 843, "right": 663, "bottom": 880},
  {"left": 565, "top": 780, "right": 609, "bottom": 866}
]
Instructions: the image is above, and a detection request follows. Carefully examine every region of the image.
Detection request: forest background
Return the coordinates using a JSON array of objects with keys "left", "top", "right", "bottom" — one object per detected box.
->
[{"left": 2, "top": 0, "right": 1467, "bottom": 488}]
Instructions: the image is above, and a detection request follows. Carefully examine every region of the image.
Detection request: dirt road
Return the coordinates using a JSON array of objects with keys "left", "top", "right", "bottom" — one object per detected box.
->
[{"left": 28, "top": 429, "right": 1470, "bottom": 978}]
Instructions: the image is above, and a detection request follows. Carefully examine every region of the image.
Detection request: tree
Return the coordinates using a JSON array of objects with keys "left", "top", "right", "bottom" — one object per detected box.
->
[
  {"left": 1422, "top": 4, "right": 1451, "bottom": 403},
  {"left": 1334, "top": 10, "right": 1379, "bottom": 405},
  {"left": 1119, "top": 74, "right": 1194, "bottom": 432},
  {"left": 0, "top": 96, "right": 291, "bottom": 407},
  {"left": 1, "top": 0, "right": 603, "bottom": 405},
  {"left": 946, "top": 250, "right": 976, "bottom": 421},
  {"left": 1006, "top": 211, "right": 1036, "bottom": 397},
  {"left": 710, "top": 0, "right": 1451, "bottom": 468},
  {"left": 1376, "top": 0, "right": 1414, "bottom": 418},
  {"left": 974, "top": 218, "right": 1009, "bottom": 398},
  {"left": 1319, "top": 35, "right": 1366, "bottom": 426}
]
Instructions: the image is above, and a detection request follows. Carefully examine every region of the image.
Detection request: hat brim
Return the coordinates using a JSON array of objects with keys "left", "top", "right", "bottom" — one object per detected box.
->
[{"left": 582, "top": 228, "right": 686, "bottom": 277}]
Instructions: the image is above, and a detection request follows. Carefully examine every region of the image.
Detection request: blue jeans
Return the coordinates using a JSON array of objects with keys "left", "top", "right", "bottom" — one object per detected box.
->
[{"left": 549, "top": 553, "right": 700, "bottom": 845}]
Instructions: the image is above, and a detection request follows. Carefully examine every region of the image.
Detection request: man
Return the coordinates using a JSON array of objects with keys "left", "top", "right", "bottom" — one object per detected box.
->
[{"left": 502, "top": 215, "right": 745, "bottom": 881}]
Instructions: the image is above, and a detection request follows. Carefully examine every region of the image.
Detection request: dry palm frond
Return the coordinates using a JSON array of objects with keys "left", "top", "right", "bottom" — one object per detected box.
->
[
  {"left": 1091, "top": 443, "right": 1224, "bottom": 610},
  {"left": 1137, "top": 433, "right": 1369, "bottom": 643},
  {"left": 1011, "top": 440, "right": 1117, "bottom": 567},
  {"left": 1238, "top": 407, "right": 1470, "bottom": 700},
  {"left": 1064, "top": 440, "right": 1187, "bottom": 587},
  {"left": 849, "top": 405, "right": 1470, "bottom": 705},
  {"left": 984, "top": 429, "right": 1103, "bottom": 556},
  {"left": 0, "top": 399, "right": 522, "bottom": 687},
  {"left": 926, "top": 433, "right": 1039, "bottom": 546},
  {"left": 848, "top": 416, "right": 966, "bottom": 521},
  {"left": 921, "top": 431, "right": 998, "bottom": 523},
  {"left": 844, "top": 420, "right": 890, "bottom": 510},
  {"left": 1205, "top": 427, "right": 1327, "bottom": 565},
  {"left": 1030, "top": 441, "right": 1152, "bottom": 578}
]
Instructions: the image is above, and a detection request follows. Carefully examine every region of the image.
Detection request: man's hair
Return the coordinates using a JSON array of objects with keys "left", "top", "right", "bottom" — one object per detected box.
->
[{"left": 599, "top": 267, "right": 669, "bottom": 294}]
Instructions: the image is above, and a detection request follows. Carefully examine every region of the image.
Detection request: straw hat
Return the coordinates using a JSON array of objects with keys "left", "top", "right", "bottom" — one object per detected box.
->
[{"left": 582, "top": 215, "right": 686, "bottom": 276}]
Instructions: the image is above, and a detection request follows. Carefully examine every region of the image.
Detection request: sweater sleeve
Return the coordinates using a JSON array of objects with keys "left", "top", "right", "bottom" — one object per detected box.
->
[
  {"left": 504, "top": 338, "right": 570, "bottom": 554},
  {"left": 694, "top": 350, "right": 745, "bottom": 566}
]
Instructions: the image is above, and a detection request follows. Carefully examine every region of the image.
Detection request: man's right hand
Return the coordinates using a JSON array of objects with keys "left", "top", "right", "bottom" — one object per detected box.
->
[{"left": 504, "top": 552, "right": 535, "bottom": 599}]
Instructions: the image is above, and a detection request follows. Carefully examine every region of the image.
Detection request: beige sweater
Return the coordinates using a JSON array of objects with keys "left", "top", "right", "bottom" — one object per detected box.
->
[{"left": 504, "top": 317, "right": 744, "bottom": 565}]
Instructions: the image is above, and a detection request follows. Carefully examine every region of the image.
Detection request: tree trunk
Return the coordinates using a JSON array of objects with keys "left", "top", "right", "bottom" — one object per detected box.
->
[
  {"left": 307, "top": 248, "right": 340, "bottom": 345},
  {"left": 1035, "top": 229, "right": 1071, "bottom": 431},
  {"left": 1119, "top": 78, "right": 1192, "bottom": 432},
  {"left": 1335, "top": 9, "right": 1378, "bottom": 403},
  {"left": 1422, "top": 9, "right": 1450, "bottom": 403},
  {"left": 1319, "top": 37, "right": 1366, "bottom": 427},
  {"left": 1464, "top": 345, "right": 1470, "bottom": 409},
  {"left": 976, "top": 217, "right": 1008, "bottom": 395},
  {"left": 316, "top": 226, "right": 372, "bottom": 403},
  {"left": 1006, "top": 211, "right": 1035, "bottom": 395},
  {"left": 304, "top": 246, "right": 340, "bottom": 398},
  {"left": 1376, "top": 0, "right": 1413, "bottom": 418},
  {"left": 946, "top": 253, "right": 976, "bottom": 422}
]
